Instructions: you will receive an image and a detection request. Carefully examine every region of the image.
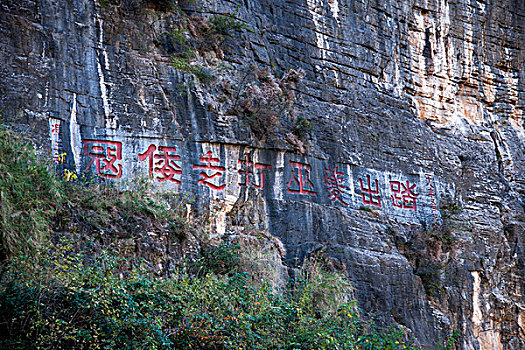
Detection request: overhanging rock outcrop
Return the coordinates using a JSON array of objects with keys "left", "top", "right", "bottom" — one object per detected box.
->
[{"left": 1, "top": 0, "right": 524, "bottom": 348}]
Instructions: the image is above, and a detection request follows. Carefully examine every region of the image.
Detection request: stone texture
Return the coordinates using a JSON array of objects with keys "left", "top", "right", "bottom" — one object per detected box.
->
[{"left": 0, "top": 0, "right": 524, "bottom": 348}]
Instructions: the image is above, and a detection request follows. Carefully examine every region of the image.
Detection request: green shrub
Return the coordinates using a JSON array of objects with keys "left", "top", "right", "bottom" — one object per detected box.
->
[
  {"left": 0, "top": 244, "right": 181, "bottom": 349},
  {"left": 192, "top": 241, "right": 241, "bottom": 276},
  {"left": 0, "top": 126, "right": 63, "bottom": 259},
  {"left": 210, "top": 15, "right": 251, "bottom": 36},
  {"left": 172, "top": 57, "right": 213, "bottom": 83},
  {"left": 0, "top": 243, "right": 421, "bottom": 349}
]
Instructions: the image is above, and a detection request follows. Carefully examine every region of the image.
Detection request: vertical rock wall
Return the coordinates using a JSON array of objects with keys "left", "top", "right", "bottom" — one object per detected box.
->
[{"left": 0, "top": 0, "right": 524, "bottom": 348}]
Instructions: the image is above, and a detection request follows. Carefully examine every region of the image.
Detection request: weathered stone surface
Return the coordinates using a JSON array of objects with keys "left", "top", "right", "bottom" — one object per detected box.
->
[{"left": 1, "top": 0, "right": 524, "bottom": 348}]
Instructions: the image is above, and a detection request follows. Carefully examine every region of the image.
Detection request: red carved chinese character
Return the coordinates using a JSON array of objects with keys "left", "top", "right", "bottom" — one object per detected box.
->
[
  {"left": 359, "top": 174, "right": 381, "bottom": 208},
  {"left": 51, "top": 124, "right": 61, "bottom": 134},
  {"left": 138, "top": 145, "right": 182, "bottom": 183},
  {"left": 238, "top": 153, "right": 272, "bottom": 189},
  {"left": 390, "top": 180, "right": 419, "bottom": 210},
  {"left": 52, "top": 147, "right": 60, "bottom": 163},
  {"left": 193, "top": 151, "right": 225, "bottom": 191},
  {"left": 324, "top": 166, "right": 348, "bottom": 206},
  {"left": 50, "top": 120, "right": 62, "bottom": 164},
  {"left": 287, "top": 160, "right": 317, "bottom": 195},
  {"left": 83, "top": 139, "right": 123, "bottom": 179}
]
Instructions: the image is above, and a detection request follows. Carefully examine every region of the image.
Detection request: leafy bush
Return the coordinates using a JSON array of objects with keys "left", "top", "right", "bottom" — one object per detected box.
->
[
  {"left": 210, "top": 15, "right": 251, "bottom": 36},
  {"left": 191, "top": 241, "right": 241, "bottom": 276},
  {"left": 0, "top": 126, "right": 63, "bottom": 259},
  {"left": 0, "top": 242, "right": 421, "bottom": 349},
  {"left": 0, "top": 244, "right": 182, "bottom": 349},
  {"left": 172, "top": 57, "right": 213, "bottom": 83}
]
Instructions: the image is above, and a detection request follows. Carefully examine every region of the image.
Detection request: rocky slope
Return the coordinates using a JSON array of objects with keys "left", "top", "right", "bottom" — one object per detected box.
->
[{"left": 0, "top": 0, "right": 524, "bottom": 348}]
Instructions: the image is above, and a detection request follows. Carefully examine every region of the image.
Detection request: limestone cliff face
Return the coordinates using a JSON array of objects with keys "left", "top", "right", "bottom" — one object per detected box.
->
[{"left": 1, "top": 0, "right": 524, "bottom": 348}]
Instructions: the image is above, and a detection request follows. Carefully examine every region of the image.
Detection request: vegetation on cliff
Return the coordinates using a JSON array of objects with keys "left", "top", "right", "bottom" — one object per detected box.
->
[{"left": 0, "top": 126, "right": 434, "bottom": 349}]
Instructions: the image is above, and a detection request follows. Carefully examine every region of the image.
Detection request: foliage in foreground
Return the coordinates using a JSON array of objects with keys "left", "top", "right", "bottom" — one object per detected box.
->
[{"left": 0, "top": 241, "right": 419, "bottom": 350}]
